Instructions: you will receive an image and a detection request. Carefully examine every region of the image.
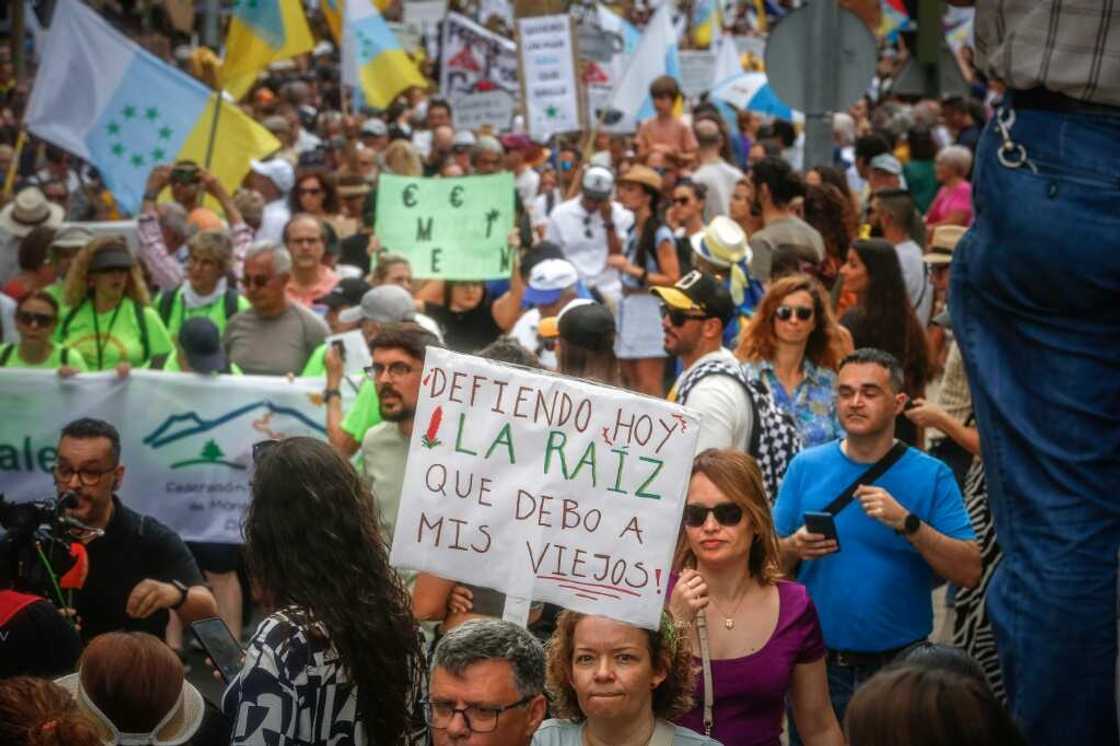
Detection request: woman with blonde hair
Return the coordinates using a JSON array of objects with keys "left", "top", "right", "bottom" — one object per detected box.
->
[
  {"left": 535, "top": 610, "right": 717, "bottom": 746},
  {"left": 668, "top": 449, "right": 842, "bottom": 746},
  {"left": 738, "top": 275, "right": 851, "bottom": 448},
  {"left": 57, "top": 236, "right": 173, "bottom": 372}
]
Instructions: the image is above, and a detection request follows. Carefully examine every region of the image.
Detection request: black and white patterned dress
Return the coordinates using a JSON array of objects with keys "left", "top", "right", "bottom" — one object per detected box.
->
[{"left": 223, "top": 607, "right": 366, "bottom": 745}]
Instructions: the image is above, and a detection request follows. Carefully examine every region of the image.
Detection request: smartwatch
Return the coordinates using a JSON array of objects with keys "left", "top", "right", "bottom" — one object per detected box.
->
[
  {"left": 170, "top": 580, "right": 189, "bottom": 610},
  {"left": 898, "top": 513, "right": 922, "bottom": 536}
]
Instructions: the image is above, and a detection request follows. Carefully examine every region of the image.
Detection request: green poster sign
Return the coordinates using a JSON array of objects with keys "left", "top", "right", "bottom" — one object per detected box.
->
[{"left": 375, "top": 173, "right": 516, "bottom": 280}]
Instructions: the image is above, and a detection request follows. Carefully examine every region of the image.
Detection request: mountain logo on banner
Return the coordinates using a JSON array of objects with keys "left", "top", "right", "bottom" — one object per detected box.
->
[
  {"left": 232, "top": 0, "right": 285, "bottom": 48},
  {"left": 103, "top": 103, "right": 177, "bottom": 170},
  {"left": 171, "top": 439, "right": 244, "bottom": 470}
]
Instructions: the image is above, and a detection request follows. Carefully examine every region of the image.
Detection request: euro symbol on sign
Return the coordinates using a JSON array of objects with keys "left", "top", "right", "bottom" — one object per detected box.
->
[
  {"left": 403, "top": 184, "right": 418, "bottom": 207},
  {"left": 450, "top": 186, "right": 464, "bottom": 208}
]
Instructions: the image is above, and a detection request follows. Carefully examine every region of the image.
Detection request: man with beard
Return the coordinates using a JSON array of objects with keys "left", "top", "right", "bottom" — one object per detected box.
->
[
  {"left": 746, "top": 156, "right": 825, "bottom": 282},
  {"left": 360, "top": 324, "right": 444, "bottom": 552}
]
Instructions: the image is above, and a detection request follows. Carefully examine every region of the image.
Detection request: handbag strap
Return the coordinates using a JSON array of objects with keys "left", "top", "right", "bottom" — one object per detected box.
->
[
  {"left": 695, "top": 611, "right": 714, "bottom": 737},
  {"left": 822, "top": 441, "right": 908, "bottom": 516}
]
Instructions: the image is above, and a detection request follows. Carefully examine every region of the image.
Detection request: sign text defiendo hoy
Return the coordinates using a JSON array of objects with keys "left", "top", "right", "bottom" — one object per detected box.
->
[{"left": 390, "top": 349, "right": 700, "bottom": 629}]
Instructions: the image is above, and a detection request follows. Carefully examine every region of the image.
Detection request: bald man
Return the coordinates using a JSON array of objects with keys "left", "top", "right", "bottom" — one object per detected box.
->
[{"left": 691, "top": 118, "right": 744, "bottom": 222}]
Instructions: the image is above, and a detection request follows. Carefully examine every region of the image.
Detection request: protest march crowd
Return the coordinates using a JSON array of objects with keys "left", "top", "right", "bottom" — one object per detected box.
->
[{"left": 0, "top": 1, "right": 1117, "bottom": 745}]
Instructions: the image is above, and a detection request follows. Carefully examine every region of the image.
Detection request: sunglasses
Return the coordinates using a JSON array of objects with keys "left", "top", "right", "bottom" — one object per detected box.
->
[
  {"left": 683, "top": 503, "right": 744, "bottom": 528},
  {"left": 660, "top": 306, "right": 707, "bottom": 326},
  {"left": 16, "top": 310, "right": 56, "bottom": 327},
  {"left": 241, "top": 273, "right": 272, "bottom": 288},
  {"left": 775, "top": 305, "right": 814, "bottom": 322}
]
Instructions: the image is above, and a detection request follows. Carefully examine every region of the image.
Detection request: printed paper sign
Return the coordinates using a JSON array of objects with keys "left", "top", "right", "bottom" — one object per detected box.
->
[
  {"left": 517, "top": 15, "right": 582, "bottom": 140},
  {"left": 679, "top": 50, "right": 716, "bottom": 98},
  {"left": 375, "top": 173, "right": 515, "bottom": 280},
  {"left": 441, "top": 12, "right": 519, "bottom": 113},
  {"left": 451, "top": 88, "right": 517, "bottom": 132},
  {"left": 326, "top": 329, "right": 373, "bottom": 376},
  {"left": 389, "top": 349, "right": 700, "bottom": 630}
]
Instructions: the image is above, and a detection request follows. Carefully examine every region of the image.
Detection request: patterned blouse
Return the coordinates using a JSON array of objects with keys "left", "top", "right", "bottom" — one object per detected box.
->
[
  {"left": 745, "top": 359, "right": 841, "bottom": 448},
  {"left": 223, "top": 607, "right": 365, "bottom": 745}
]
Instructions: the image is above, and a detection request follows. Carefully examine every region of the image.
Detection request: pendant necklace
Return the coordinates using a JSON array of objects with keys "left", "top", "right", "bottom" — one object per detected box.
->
[{"left": 707, "top": 585, "right": 749, "bottom": 630}]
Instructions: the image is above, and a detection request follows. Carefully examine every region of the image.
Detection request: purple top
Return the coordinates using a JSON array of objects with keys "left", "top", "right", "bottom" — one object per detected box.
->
[{"left": 668, "top": 577, "right": 825, "bottom": 746}]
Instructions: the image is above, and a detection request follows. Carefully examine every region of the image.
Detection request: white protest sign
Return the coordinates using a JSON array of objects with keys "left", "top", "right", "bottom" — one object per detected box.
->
[
  {"left": 441, "top": 12, "right": 520, "bottom": 115},
  {"left": 678, "top": 50, "right": 717, "bottom": 98},
  {"left": 451, "top": 89, "right": 518, "bottom": 132},
  {"left": 389, "top": 349, "right": 701, "bottom": 630},
  {"left": 404, "top": 0, "right": 446, "bottom": 28},
  {"left": 517, "top": 15, "right": 583, "bottom": 140},
  {"left": 0, "top": 370, "right": 329, "bottom": 544},
  {"left": 326, "top": 329, "right": 372, "bottom": 376}
]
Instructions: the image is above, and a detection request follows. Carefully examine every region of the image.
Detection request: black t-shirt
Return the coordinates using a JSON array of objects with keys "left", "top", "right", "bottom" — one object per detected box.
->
[
  {"left": 424, "top": 298, "right": 502, "bottom": 353},
  {"left": 0, "top": 590, "right": 82, "bottom": 678},
  {"left": 74, "top": 497, "right": 204, "bottom": 643}
]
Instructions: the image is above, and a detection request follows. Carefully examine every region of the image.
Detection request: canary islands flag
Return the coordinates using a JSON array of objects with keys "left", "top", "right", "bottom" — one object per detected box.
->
[
  {"left": 691, "top": 0, "right": 722, "bottom": 48},
  {"left": 220, "top": 0, "right": 314, "bottom": 99},
  {"left": 341, "top": 0, "right": 427, "bottom": 110},
  {"left": 24, "top": 0, "right": 280, "bottom": 216}
]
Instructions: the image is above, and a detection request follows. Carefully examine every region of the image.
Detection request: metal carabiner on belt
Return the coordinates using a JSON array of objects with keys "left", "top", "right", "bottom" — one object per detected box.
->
[{"left": 995, "top": 107, "right": 1038, "bottom": 173}]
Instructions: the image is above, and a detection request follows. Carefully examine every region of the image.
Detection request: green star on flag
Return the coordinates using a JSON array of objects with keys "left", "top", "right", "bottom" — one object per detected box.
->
[
  {"left": 145, "top": 107, "right": 160, "bottom": 121},
  {"left": 151, "top": 147, "right": 167, "bottom": 161},
  {"left": 546, "top": 105, "right": 558, "bottom": 119},
  {"left": 130, "top": 153, "right": 145, "bottom": 167},
  {"left": 111, "top": 143, "right": 125, "bottom": 157},
  {"left": 107, "top": 121, "right": 120, "bottom": 135},
  {"left": 122, "top": 105, "right": 136, "bottom": 119},
  {"left": 158, "top": 126, "right": 173, "bottom": 140}
]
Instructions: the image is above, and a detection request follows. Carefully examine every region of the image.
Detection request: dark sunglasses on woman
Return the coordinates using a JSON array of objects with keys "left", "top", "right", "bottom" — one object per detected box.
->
[
  {"left": 775, "top": 305, "right": 814, "bottom": 322},
  {"left": 16, "top": 311, "right": 56, "bottom": 327},
  {"left": 683, "top": 503, "right": 744, "bottom": 527}
]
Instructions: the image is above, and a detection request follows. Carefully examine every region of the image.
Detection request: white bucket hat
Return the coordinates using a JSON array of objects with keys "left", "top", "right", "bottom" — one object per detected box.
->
[{"left": 0, "top": 186, "right": 65, "bottom": 237}]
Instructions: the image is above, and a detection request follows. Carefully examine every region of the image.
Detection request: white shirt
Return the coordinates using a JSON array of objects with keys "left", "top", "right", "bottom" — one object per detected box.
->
[
  {"left": 0, "top": 291, "right": 16, "bottom": 343},
  {"left": 676, "top": 348, "right": 755, "bottom": 455},
  {"left": 256, "top": 199, "right": 292, "bottom": 244},
  {"left": 531, "top": 190, "right": 565, "bottom": 226},
  {"left": 895, "top": 239, "right": 933, "bottom": 326},
  {"left": 545, "top": 198, "right": 633, "bottom": 300},
  {"left": 515, "top": 168, "right": 541, "bottom": 209}
]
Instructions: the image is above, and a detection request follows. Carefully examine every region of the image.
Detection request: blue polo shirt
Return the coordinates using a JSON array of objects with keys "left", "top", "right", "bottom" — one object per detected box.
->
[{"left": 773, "top": 441, "right": 974, "bottom": 652}]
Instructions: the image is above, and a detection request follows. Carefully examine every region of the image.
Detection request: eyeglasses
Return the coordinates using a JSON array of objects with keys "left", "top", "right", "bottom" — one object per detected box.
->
[
  {"left": 582, "top": 215, "right": 594, "bottom": 239},
  {"left": 16, "top": 310, "right": 56, "bottom": 327},
  {"left": 364, "top": 361, "right": 415, "bottom": 380},
  {"left": 252, "top": 439, "right": 279, "bottom": 464},
  {"left": 683, "top": 503, "right": 744, "bottom": 528},
  {"left": 241, "top": 274, "right": 272, "bottom": 288},
  {"left": 775, "top": 305, "right": 814, "bottom": 322},
  {"left": 54, "top": 464, "right": 116, "bottom": 486},
  {"left": 422, "top": 695, "right": 535, "bottom": 733},
  {"left": 660, "top": 306, "right": 707, "bottom": 326}
]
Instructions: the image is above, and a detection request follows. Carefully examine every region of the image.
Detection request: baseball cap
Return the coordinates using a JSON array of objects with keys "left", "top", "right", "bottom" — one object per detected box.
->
[
  {"left": 559, "top": 302, "right": 615, "bottom": 352},
  {"left": 538, "top": 298, "right": 593, "bottom": 339},
  {"left": 316, "top": 277, "right": 372, "bottom": 309},
  {"left": 925, "top": 225, "right": 967, "bottom": 266},
  {"left": 581, "top": 166, "right": 614, "bottom": 201},
  {"left": 650, "top": 270, "right": 734, "bottom": 326},
  {"left": 88, "top": 244, "right": 135, "bottom": 272},
  {"left": 524, "top": 258, "right": 579, "bottom": 307},
  {"left": 339, "top": 284, "right": 417, "bottom": 325},
  {"left": 361, "top": 118, "right": 388, "bottom": 137},
  {"left": 178, "top": 317, "right": 228, "bottom": 374},
  {"left": 869, "top": 153, "right": 903, "bottom": 175},
  {"left": 250, "top": 158, "right": 295, "bottom": 194}
]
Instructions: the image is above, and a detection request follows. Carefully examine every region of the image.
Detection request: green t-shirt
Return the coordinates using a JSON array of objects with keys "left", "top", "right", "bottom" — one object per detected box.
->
[
  {"left": 342, "top": 379, "right": 382, "bottom": 442},
  {"left": 0, "top": 342, "right": 89, "bottom": 371},
  {"left": 300, "top": 343, "right": 329, "bottom": 378},
  {"left": 156, "top": 287, "right": 251, "bottom": 341},
  {"left": 56, "top": 297, "right": 174, "bottom": 370}
]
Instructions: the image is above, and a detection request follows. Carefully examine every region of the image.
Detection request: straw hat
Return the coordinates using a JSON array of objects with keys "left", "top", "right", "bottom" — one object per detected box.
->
[
  {"left": 617, "top": 165, "right": 663, "bottom": 193},
  {"left": 0, "top": 186, "right": 65, "bottom": 237},
  {"left": 925, "top": 225, "right": 967, "bottom": 266}
]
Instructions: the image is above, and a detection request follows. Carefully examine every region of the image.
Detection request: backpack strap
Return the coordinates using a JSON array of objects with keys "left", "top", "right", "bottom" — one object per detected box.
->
[
  {"left": 0, "top": 343, "right": 14, "bottom": 367},
  {"left": 61, "top": 347, "right": 70, "bottom": 366},
  {"left": 822, "top": 441, "right": 909, "bottom": 517},
  {"left": 223, "top": 287, "right": 240, "bottom": 321},
  {"left": 60, "top": 299, "right": 86, "bottom": 339},
  {"left": 158, "top": 287, "right": 179, "bottom": 325}
]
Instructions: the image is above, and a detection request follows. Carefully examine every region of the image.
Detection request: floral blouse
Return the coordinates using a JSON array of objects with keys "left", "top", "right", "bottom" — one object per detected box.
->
[{"left": 745, "top": 359, "right": 841, "bottom": 448}]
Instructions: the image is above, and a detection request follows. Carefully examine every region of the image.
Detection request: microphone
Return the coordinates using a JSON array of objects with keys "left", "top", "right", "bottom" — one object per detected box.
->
[{"left": 57, "top": 491, "right": 79, "bottom": 510}]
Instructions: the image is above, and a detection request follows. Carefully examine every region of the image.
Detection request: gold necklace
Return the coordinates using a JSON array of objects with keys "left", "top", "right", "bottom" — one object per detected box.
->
[{"left": 707, "top": 585, "right": 750, "bottom": 630}]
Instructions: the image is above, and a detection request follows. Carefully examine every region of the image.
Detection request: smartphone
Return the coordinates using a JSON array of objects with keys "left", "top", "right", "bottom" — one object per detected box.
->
[
  {"left": 803, "top": 511, "right": 840, "bottom": 551},
  {"left": 190, "top": 617, "right": 243, "bottom": 684},
  {"left": 331, "top": 339, "right": 347, "bottom": 362}
]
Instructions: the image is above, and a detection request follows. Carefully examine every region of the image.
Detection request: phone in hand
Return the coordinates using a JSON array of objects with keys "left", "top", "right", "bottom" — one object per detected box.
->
[
  {"left": 190, "top": 617, "right": 243, "bottom": 684},
  {"left": 803, "top": 511, "right": 840, "bottom": 551}
]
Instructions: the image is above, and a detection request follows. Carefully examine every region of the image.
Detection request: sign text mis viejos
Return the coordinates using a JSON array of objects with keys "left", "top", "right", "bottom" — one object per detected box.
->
[{"left": 389, "top": 349, "right": 700, "bottom": 630}]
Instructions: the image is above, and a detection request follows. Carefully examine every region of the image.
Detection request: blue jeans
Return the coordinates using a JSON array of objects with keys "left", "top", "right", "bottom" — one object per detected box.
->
[
  {"left": 787, "top": 658, "right": 882, "bottom": 745},
  {"left": 951, "top": 102, "right": 1120, "bottom": 745}
]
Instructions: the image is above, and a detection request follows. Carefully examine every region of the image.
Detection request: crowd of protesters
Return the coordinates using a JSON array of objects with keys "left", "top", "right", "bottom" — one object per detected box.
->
[{"left": 2, "top": 1, "right": 1117, "bottom": 745}]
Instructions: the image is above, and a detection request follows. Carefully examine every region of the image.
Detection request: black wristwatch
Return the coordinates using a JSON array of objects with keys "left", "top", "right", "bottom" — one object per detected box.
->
[
  {"left": 898, "top": 513, "right": 922, "bottom": 536},
  {"left": 170, "top": 579, "right": 189, "bottom": 610},
  {"left": 323, "top": 388, "right": 341, "bottom": 403}
]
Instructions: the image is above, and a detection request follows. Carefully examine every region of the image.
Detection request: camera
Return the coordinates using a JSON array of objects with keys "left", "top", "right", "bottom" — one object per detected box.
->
[{"left": 0, "top": 492, "right": 91, "bottom": 602}]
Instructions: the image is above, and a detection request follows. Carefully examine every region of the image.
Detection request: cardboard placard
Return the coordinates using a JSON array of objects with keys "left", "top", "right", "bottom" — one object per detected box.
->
[{"left": 517, "top": 15, "right": 583, "bottom": 139}]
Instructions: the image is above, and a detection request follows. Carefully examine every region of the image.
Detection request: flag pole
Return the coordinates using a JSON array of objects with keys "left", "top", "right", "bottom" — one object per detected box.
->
[
  {"left": 203, "top": 92, "right": 223, "bottom": 168},
  {"left": 2, "top": 130, "right": 28, "bottom": 202}
]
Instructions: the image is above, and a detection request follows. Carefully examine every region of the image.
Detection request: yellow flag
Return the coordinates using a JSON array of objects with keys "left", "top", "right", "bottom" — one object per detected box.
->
[
  {"left": 220, "top": 0, "right": 315, "bottom": 99},
  {"left": 179, "top": 95, "right": 281, "bottom": 200}
]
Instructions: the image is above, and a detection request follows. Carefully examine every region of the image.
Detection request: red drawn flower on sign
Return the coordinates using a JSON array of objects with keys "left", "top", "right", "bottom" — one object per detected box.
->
[{"left": 422, "top": 406, "right": 443, "bottom": 449}]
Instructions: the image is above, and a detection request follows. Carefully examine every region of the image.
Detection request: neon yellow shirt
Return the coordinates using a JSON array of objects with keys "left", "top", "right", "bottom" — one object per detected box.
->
[
  {"left": 0, "top": 342, "right": 89, "bottom": 371},
  {"left": 56, "top": 297, "right": 173, "bottom": 370}
]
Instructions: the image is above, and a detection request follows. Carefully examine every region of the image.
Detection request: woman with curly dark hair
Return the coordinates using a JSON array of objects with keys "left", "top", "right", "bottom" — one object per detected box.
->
[
  {"left": 838, "top": 239, "right": 930, "bottom": 445},
  {"left": 289, "top": 169, "right": 354, "bottom": 239},
  {"left": 535, "top": 611, "right": 718, "bottom": 746},
  {"left": 802, "top": 183, "right": 857, "bottom": 293},
  {"left": 223, "top": 437, "right": 424, "bottom": 745},
  {"left": 737, "top": 275, "right": 851, "bottom": 448}
]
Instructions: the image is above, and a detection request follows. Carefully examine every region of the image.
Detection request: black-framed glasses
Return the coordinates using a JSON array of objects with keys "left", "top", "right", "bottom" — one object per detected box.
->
[
  {"left": 252, "top": 439, "right": 279, "bottom": 464},
  {"left": 54, "top": 464, "right": 116, "bottom": 486},
  {"left": 16, "top": 310, "right": 56, "bottom": 327},
  {"left": 775, "top": 305, "right": 814, "bottom": 322},
  {"left": 364, "top": 362, "right": 415, "bottom": 380},
  {"left": 683, "top": 503, "right": 744, "bottom": 528},
  {"left": 659, "top": 306, "right": 707, "bottom": 327},
  {"left": 422, "top": 695, "right": 535, "bottom": 733}
]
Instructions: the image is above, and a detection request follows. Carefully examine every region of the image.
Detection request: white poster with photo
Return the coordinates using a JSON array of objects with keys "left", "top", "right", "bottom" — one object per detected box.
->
[
  {"left": 389, "top": 349, "right": 700, "bottom": 630},
  {"left": 440, "top": 12, "right": 519, "bottom": 129},
  {"left": 517, "top": 15, "right": 582, "bottom": 140}
]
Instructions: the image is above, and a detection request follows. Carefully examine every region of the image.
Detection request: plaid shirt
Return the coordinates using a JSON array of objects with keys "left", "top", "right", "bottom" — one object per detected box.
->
[{"left": 975, "top": 2, "right": 1120, "bottom": 107}]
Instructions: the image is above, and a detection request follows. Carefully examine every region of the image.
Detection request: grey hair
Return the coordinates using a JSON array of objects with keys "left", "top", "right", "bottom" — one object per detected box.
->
[
  {"left": 832, "top": 113, "right": 856, "bottom": 146},
  {"left": 157, "top": 202, "right": 194, "bottom": 244},
  {"left": 840, "top": 348, "right": 905, "bottom": 393},
  {"left": 245, "top": 239, "right": 292, "bottom": 274},
  {"left": 937, "top": 145, "right": 973, "bottom": 177},
  {"left": 430, "top": 619, "right": 546, "bottom": 698}
]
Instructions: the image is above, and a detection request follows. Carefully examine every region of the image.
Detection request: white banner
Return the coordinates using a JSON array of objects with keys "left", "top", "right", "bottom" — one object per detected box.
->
[
  {"left": 0, "top": 370, "right": 327, "bottom": 544},
  {"left": 388, "top": 349, "right": 700, "bottom": 630},
  {"left": 440, "top": 12, "right": 519, "bottom": 128},
  {"left": 517, "top": 15, "right": 582, "bottom": 140}
]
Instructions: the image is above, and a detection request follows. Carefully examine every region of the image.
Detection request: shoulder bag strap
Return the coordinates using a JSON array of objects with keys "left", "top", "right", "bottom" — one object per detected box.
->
[
  {"left": 695, "top": 612, "right": 714, "bottom": 738},
  {"left": 158, "top": 287, "right": 177, "bottom": 325},
  {"left": 0, "top": 344, "right": 13, "bottom": 367},
  {"left": 223, "top": 287, "right": 240, "bottom": 320},
  {"left": 822, "top": 440, "right": 908, "bottom": 516}
]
